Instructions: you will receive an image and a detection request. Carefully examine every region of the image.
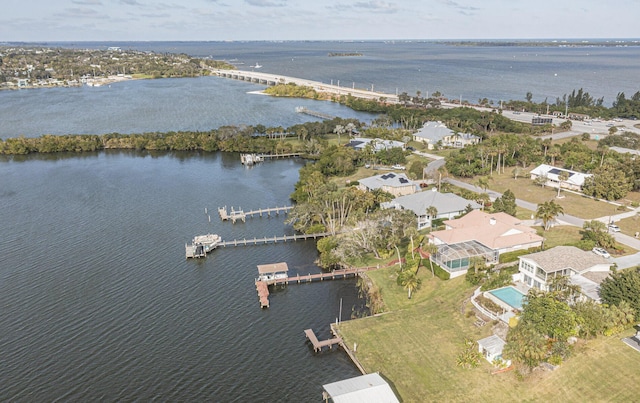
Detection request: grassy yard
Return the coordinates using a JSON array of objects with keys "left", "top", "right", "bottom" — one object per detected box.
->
[
  {"left": 461, "top": 170, "right": 625, "bottom": 219},
  {"left": 337, "top": 273, "right": 640, "bottom": 402}
]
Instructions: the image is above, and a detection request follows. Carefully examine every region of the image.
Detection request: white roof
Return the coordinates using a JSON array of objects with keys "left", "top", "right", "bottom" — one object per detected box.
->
[
  {"left": 477, "top": 335, "right": 506, "bottom": 356},
  {"left": 349, "top": 137, "right": 405, "bottom": 152},
  {"left": 323, "top": 373, "right": 399, "bottom": 403},
  {"left": 358, "top": 172, "right": 416, "bottom": 190},
  {"left": 381, "top": 189, "right": 481, "bottom": 216},
  {"left": 413, "top": 121, "right": 479, "bottom": 143},
  {"left": 530, "top": 164, "right": 592, "bottom": 187}
]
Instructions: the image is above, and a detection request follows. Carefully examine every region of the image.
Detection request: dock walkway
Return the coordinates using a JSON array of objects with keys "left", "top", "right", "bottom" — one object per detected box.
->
[
  {"left": 254, "top": 266, "right": 377, "bottom": 308},
  {"left": 304, "top": 328, "right": 342, "bottom": 352},
  {"left": 295, "top": 107, "right": 336, "bottom": 120},
  {"left": 219, "top": 232, "right": 330, "bottom": 247},
  {"left": 218, "top": 205, "right": 293, "bottom": 223}
]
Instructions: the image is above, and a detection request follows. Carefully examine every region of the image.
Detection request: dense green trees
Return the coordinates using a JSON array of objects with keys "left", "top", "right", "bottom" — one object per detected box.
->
[
  {"left": 582, "top": 164, "right": 633, "bottom": 200},
  {"left": 600, "top": 267, "right": 640, "bottom": 321},
  {"left": 492, "top": 189, "right": 517, "bottom": 216}
]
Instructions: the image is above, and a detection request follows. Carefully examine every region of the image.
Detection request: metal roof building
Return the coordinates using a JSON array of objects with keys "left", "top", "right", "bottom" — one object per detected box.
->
[{"left": 322, "top": 373, "right": 399, "bottom": 403}]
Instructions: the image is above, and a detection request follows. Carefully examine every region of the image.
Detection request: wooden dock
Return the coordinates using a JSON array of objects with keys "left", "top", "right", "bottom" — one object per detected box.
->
[
  {"left": 219, "top": 232, "right": 330, "bottom": 247},
  {"left": 295, "top": 107, "right": 336, "bottom": 120},
  {"left": 254, "top": 266, "right": 378, "bottom": 308},
  {"left": 304, "top": 328, "right": 342, "bottom": 352},
  {"left": 218, "top": 205, "right": 293, "bottom": 223},
  {"left": 240, "top": 153, "right": 301, "bottom": 165}
]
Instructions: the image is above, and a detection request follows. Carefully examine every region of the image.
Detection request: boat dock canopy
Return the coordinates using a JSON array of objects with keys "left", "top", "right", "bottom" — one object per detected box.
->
[
  {"left": 257, "top": 262, "right": 289, "bottom": 275},
  {"left": 322, "top": 373, "right": 399, "bottom": 403}
]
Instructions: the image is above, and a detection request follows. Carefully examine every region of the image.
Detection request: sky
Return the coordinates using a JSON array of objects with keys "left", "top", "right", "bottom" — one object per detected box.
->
[{"left": 2, "top": 0, "right": 639, "bottom": 42}]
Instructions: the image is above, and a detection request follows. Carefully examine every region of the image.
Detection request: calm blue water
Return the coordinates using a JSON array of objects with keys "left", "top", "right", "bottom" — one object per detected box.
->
[
  {"left": 3, "top": 41, "right": 640, "bottom": 138},
  {"left": 41, "top": 40, "right": 640, "bottom": 102},
  {"left": 489, "top": 286, "right": 525, "bottom": 310},
  {"left": 0, "top": 152, "right": 362, "bottom": 401}
]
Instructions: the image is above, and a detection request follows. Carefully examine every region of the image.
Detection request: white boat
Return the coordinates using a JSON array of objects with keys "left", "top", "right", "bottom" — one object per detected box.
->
[
  {"left": 250, "top": 63, "right": 262, "bottom": 69},
  {"left": 186, "top": 233, "right": 222, "bottom": 258}
]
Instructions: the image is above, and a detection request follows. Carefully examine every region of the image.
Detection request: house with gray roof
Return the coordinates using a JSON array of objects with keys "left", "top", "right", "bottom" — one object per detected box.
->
[
  {"left": 357, "top": 172, "right": 418, "bottom": 197},
  {"left": 517, "top": 246, "right": 611, "bottom": 300},
  {"left": 413, "top": 121, "right": 480, "bottom": 150},
  {"left": 381, "top": 188, "right": 481, "bottom": 229},
  {"left": 348, "top": 137, "right": 405, "bottom": 153}
]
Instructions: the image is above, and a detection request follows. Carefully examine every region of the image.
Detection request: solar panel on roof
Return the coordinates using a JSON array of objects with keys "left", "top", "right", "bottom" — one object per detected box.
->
[
  {"left": 548, "top": 168, "right": 575, "bottom": 177},
  {"left": 381, "top": 174, "right": 389, "bottom": 179},
  {"left": 399, "top": 178, "right": 408, "bottom": 183},
  {"left": 388, "top": 173, "right": 396, "bottom": 178}
]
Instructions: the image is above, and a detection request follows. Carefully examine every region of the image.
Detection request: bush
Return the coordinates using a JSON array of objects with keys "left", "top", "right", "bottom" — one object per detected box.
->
[
  {"left": 499, "top": 248, "right": 537, "bottom": 264},
  {"left": 432, "top": 262, "right": 451, "bottom": 280},
  {"left": 480, "top": 271, "right": 512, "bottom": 291}
]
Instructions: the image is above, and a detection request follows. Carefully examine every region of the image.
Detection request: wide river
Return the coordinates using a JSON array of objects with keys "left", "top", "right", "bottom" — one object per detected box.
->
[{"left": 0, "top": 151, "right": 362, "bottom": 401}]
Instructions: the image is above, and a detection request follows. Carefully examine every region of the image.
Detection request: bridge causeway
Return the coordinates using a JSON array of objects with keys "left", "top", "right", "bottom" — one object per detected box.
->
[{"left": 211, "top": 68, "right": 399, "bottom": 103}]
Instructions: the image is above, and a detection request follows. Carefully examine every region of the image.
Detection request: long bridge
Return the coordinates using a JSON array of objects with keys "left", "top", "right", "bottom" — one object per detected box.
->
[{"left": 210, "top": 68, "right": 399, "bottom": 103}]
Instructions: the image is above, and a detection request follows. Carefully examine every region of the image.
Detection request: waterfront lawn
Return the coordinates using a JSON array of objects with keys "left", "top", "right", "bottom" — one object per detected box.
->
[
  {"left": 337, "top": 275, "right": 640, "bottom": 402},
  {"left": 462, "top": 170, "right": 617, "bottom": 219}
]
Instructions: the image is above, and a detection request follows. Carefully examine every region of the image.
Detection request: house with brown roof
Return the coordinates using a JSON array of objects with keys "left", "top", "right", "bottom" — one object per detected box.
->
[
  {"left": 516, "top": 246, "right": 611, "bottom": 300},
  {"left": 428, "top": 210, "right": 543, "bottom": 277}
]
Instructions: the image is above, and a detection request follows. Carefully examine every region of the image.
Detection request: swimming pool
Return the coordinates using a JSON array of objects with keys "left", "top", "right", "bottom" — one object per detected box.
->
[{"left": 488, "top": 286, "right": 525, "bottom": 310}]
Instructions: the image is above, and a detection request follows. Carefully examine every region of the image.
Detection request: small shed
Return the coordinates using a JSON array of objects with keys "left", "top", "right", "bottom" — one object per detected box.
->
[
  {"left": 477, "top": 335, "right": 506, "bottom": 363},
  {"left": 322, "top": 373, "right": 399, "bottom": 403},
  {"left": 256, "top": 262, "right": 289, "bottom": 283}
]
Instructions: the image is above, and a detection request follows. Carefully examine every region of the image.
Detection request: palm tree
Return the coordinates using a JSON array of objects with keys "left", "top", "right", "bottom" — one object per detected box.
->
[
  {"left": 535, "top": 200, "right": 564, "bottom": 231},
  {"left": 475, "top": 176, "right": 490, "bottom": 192},
  {"left": 556, "top": 171, "right": 569, "bottom": 197},
  {"left": 421, "top": 242, "right": 438, "bottom": 278},
  {"left": 400, "top": 270, "right": 421, "bottom": 299},
  {"left": 333, "top": 124, "right": 345, "bottom": 145},
  {"left": 426, "top": 206, "right": 438, "bottom": 228}
]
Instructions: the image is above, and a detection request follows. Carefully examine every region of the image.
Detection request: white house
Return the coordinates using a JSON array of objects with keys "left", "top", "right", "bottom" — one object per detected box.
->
[
  {"left": 348, "top": 137, "right": 405, "bottom": 152},
  {"left": 529, "top": 164, "right": 593, "bottom": 192},
  {"left": 381, "top": 188, "right": 481, "bottom": 229},
  {"left": 412, "top": 121, "right": 480, "bottom": 150},
  {"left": 358, "top": 172, "right": 418, "bottom": 197},
  {"left": 517, "top": 246, "right": 611, "bottom": 299}
]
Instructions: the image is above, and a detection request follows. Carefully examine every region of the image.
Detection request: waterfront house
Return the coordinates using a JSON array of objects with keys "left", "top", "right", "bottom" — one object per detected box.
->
[
  {"left": 428, "top": 210, "right": 543, "bottom": 277},
  {"left": 348, "top": 137, "right": 405, "bottom": 152},
  {"left": 381, "top": 188, "right": 481, "bottom": 230},
  {"left": 412, "top": 121, "right": 480, "bottom": 150},
  {"left": 357, "top": 172, "right": 418, "bottom": 197},
  {"left": 516, "top": 246, "right": 611, "bottom": 300},
  {"left": 529, "top": 164, "right": 592, "bottom": 192}
]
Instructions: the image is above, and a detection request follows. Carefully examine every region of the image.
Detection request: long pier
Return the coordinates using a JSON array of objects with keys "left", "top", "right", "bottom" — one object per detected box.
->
[
  {"left": 210, "top": 68, "right": 399, "bottom": 103},
  {"left": 254, "top": 266, "right": 377, "bottom": 308},
  {"left": 295, "top": 107, "right": 336, "bottom": 120},
  {"left": 218, "top": 205, "right": 294, "bottom": 223},
  {"left": 220, "top": 232, "right": 330, "bottom": 247}
]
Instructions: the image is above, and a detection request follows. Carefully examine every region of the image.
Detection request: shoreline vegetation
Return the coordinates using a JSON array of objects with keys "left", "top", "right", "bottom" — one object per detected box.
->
[{"left": 0, "top": 46, "right": 234, "bottom": 90}]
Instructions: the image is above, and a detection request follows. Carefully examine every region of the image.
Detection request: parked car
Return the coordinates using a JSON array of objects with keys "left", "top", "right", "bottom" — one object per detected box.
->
[
  {"left": 608, "top": 224, "right": 621, "bottom": 232},
  {"left": 392, "top": 164, "right": 406, "bottom": 170},
  {"left": 592, "top": 247, "right": 611, "bottom": 259}
]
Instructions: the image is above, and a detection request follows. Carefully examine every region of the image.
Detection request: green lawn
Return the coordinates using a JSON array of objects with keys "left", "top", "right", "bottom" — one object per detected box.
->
[
  {"left": 462, "top": 170, "right": 626, "bottom": 219},
  {"left": 337, "top": 273, "right": 640, "bottom": 402}
]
